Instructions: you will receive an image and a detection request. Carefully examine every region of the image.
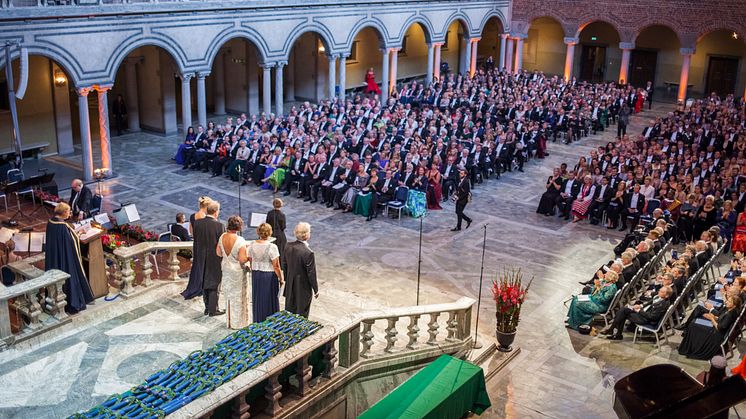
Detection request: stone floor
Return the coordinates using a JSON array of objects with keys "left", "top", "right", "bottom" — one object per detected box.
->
[{"left": 1, "top": 105, "right": 744, "bottom": 418}]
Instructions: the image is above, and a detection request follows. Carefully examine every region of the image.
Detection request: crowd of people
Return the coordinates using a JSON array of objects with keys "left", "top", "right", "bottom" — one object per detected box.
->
[
  {"left": 565, "top": 210, "right": 745, "bottom": 360},
  {"left": 172, "top": 66, "right": 644, "bottom": 226},
  {"left": 538, "top": 92, "right": 746, "bottom": 247},
  {"left": 179, "top": 196, "right": 319, "bottom": 328}
]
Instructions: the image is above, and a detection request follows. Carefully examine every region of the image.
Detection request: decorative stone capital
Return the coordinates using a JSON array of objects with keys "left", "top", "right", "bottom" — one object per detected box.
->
[
  {"left": 500, "top": 33, "right": 511, "bottom": 40},
  {"left": 427, "top": 42, "right": 444, "bottom": 48},
  {"left": 338, "top": 53, "right": 350, "bottom": 60},
  {"left": 275, "top": 61, "right": 288, "bottom": 68},
  {"left": 619, "top": 42, "right": 635, "bottom": 50},
  {"left": 77, "top": 87, "right": 92, "bottom": 97},
  {"left": 564, "top": 37, "right": 579, "bottom": 46},
  {"left": 389, "top": 47, "right": 402, "bottom": 53},
  {"left": 261, "top": 63, "right": 275, "bottom": 70},
  {"left": 469, "top": 37, "right": 482, "bottom": 43},
  {"left": 196, "top": 72, "right": 210, "bottom": 79},
  {"left": 178, "top": 73, "right": 193, "bottom": 82},
  {"left": 511, "top": 33, "right": 528, "bottom": 40},
  {"left": 94, "top": 84, "right": 113, "bottom": 93},
  {"left": 327, "top": 54, "right": 339, "bottom": 62},
  {"left": 680, "top": 47, "right": 695, "bottom": 56}
]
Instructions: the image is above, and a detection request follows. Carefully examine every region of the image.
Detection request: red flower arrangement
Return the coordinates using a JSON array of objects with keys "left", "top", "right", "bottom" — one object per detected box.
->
[
  {"left": 35, "top": 190, "right": 61, "bottom": 203},
  {"left": 114, "top": 224, "right": 158, "bottom": 242},
  {"left": 101, "top": 233, "right": 128, "bottom": 252},
  {"left": 492, "top": 268, "right": 533, "bottom": 334}
]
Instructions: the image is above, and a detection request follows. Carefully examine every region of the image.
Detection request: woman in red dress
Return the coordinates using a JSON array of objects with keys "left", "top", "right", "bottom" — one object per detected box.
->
[
  {"left": 365, "top": 68, "right": 381, "bottom": 95},
  {"left": 426, "top": 161, "right": 443, "bottom": 210},
  {"left": 731, "top": 211, "right": 746, "bottom": 253},
  {"left": 634, "top": 89, "right": 645, "bottom": 113}
]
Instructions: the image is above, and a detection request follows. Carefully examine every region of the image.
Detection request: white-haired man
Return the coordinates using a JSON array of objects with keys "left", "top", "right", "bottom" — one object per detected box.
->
[{"left": 282, "top": 222, "right": 319, "bottom": 318}]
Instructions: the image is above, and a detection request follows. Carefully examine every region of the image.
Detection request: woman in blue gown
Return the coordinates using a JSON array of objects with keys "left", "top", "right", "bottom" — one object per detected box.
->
[
  {"left": 174, "top": 127, "right": 196, "bottom": 165},
  {"left": 246, "top": 223, "right": 285, "bottom": 323},
  {"left": 566, "top": 271, "right": 619, "bottom": 330}
]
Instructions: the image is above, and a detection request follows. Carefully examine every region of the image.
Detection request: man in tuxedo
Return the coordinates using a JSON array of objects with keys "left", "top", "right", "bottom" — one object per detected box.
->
[
  {"left": 588, "top": 176, "right": 612, "bottom": 225},
  {"left": 193, "top": 201, "right": 225, "bottom": 316},
  {"left": 556, "top": 171, "right": 580, "bottom": 220},
  {"left": 69, "top": 179, "right": 93, "bottom": 220},
  {"left": 283, "top": 222, "right": 318, "bottom": 318},
  {"left": 281, "top": 150, "right": 305, "bottom": 196},
  {"left": 602, "top": 286, "right": 672, "bottom": 340},
  {"left": 452, "top": 168, "right": 473, "bottom": 231},
  {"left": 441, "top": 155, "right": 458, "bottom": 200},
  {"left": 331, "top": 160, "right": 356, "bottom": 209},
  {"left": 620, "top": 183, "right": 646, "bottom": 232}
]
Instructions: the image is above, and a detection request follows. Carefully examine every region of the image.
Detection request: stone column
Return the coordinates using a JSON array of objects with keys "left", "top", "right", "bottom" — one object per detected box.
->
[
  {"left": 338, "top": 54, "right": 347, "bottom": 100},
  {"left": 389, "top": 48, "right": 399, "bottom": 93},
  {"left": 433, "top": 43, "right": 442, "bottom": 81},
  {"left": 213, "top": 52, "right": 226, "bottom": 115},
  {"left": 514, "top": 34, "right": 526, "bottom": 73},
  {"left": 499, "top": 34, "right": 508, "bottom": 70},
  {"left": 77, "top": 88, "right": 94, "bottom": 181},
  {"left": 275, "top": 62, "right": 285, "bottom": 116},
  {"left": 285, "top": 51, "right": 296, "bottom": 102},
  {"left": 328, "top": 54, "right": 337, "bottom": 100},
  {"left": 464, "top": 38, "right": 472, "bottom": 76},
  {"left": 563, "top": 37, "right": 579, "bottom": 81},
  {"left": 124, "top": 58, "right": 140, "bottom": 132},
  {"left": 678, "top": 48, "right": 694, "bottom": 104},
  {"left": 179, "top": 73, "right": 193, "bottom": 132},
  {"left": 51, "top": 63, "right": 74, "bottom": 155},
  {"left": 262, "top": 64, "right": 273, "bottom": 115},
  {"left": 96, "top": 85, "right": 112, "bottom": 173},
  {"left": 196, "top": 72, "right": 208, "bottom": 128},
  {"left": 505, "top": 38, "right": 514, "bottom": 73},
  {"left": 247, "top": 49, "right": 259, "bottom": 115},
  {"left": 618, "top": 42, "right": 634, "bottom": 84},
  {"left": 426, "top": 43, "right": 435, "bottom": 84},
  {"left": 381, "top": 48, "right": 390, "bottom": 103},
  {"left": 469, "top": 38, "right": 479, "bottom": 76}
]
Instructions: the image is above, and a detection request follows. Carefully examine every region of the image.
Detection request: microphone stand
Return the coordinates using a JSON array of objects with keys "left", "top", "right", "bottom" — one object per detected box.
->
[
  {"left": 416, "top": 214, "right": 424, "bottom": 305},
  {"left": 236, "top": 165, "right": 242, "bottom": 220},
  {"left": 473, "top": 223, "right": 488, "bottom": 349}
]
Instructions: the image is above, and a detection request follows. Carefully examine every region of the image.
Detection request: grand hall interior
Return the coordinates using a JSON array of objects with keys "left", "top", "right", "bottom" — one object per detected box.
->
[{"left": 1, "top": 0, "right": 746, "bottom": 417}]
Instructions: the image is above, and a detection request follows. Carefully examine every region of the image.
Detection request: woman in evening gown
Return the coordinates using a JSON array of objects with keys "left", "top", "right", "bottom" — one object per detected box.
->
[
  {"left": 216, "top": 216, "right": 249, "bottom": 329},
  {"left": 537, "top": 168, "right": 563, "bottom": 215},
  {"left": 247, "top": 223, "right": 285, "bottom": 323},
  {"left": 365, "top": 67, "right": 381, "bottom": 95},
  {"left": 182, "top": 196, "right": 211, "bottom": 299}
]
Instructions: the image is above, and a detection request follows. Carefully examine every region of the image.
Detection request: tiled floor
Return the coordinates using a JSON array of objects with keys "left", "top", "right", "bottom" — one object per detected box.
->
[{"left": 1, "top": 105, "right": 743, "bottom": 418}]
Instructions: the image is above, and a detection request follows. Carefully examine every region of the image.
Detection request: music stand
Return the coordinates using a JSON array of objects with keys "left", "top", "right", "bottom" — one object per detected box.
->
[{"left": 3, "top": 179, "right": 36, "bottom": 225}]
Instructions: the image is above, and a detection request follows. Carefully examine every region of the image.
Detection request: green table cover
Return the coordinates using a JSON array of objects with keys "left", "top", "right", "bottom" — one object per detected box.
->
[
  {"left": 358, "top": 354, "right": 491, "bottom": 419},
  {"left": 353, "top": 192, "right": 373, "bottom": 217}
]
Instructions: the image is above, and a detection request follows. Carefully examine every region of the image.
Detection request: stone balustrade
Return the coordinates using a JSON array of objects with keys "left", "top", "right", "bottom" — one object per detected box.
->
[
  {"left": 168, "top": 296, "right": 475, "bottom": 419},
  {"left": 0, "top": 269, "right": 71, "bottom": 350},
  {"left": 112, "top": 241, "right": 192, "bottom": 297}
]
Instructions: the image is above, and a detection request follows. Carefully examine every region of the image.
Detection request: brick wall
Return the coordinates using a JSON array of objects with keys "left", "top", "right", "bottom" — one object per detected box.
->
[{"left": 511, "top": 0, "right": 746, "bottom": 46}]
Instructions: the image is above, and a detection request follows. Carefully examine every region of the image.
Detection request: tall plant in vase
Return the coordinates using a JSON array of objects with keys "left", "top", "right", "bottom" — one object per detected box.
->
[{"left": 492, "top": 268, "right": 532, "bottom": 352}]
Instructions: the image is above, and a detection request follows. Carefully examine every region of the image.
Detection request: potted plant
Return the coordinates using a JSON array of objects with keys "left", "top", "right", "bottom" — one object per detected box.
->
[{"left": 492, "top": 268, "right": 532, "bottom": 352}]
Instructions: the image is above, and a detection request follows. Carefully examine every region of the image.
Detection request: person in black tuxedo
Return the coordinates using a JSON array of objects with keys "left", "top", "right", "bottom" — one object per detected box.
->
[
  {"left": 588, "top": 176, "right": 612, "bottom": 225},
  {"left": 452, "top": 168, "right": 472, "bottom": 231},
  {"left": 283, "top": 222, "right": 318, "bottom": 318},
  {"left": 281, "top": 150, "right": 305, "bottom": 196},
  {"left": 602, "top": 286, "right": 672, "bottom": 340},
  {"left": 555, "top": 171, "right": 580, "bottom": 220},
  {"left": 620, "top": 183, "right": 646, "bottom": 232},
  {"left": 69, "top": 179, "right": 93, "bottom": 221},
  {"left": 193, "top": 201, "right": 225, "bottom": 316},
  {"left": 332, "top": 160, "right": 356, "bottom": 209},
  {"left": 441, "top": 155, "right": 459, "bottom": 201},
  {"left": 171, "top": 213, "right": 191, "bottom": 241}
]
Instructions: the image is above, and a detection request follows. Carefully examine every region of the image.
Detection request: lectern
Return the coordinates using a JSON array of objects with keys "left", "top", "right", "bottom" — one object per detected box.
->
[{"left": 79, "top": 229, "right": 107, "bottom": 298}]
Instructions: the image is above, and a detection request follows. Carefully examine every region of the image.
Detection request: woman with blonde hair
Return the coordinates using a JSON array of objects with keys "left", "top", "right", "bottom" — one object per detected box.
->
[
  {"left": 247, "top": 223, "right": 285, "bottom": 322},
  {"left": 216, "top": 215, "right": 249, "bottom": 329}
]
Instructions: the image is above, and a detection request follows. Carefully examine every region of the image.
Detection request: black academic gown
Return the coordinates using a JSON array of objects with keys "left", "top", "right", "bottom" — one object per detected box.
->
[
  {"left": 181, "top": 212, "right": 204, "bottom": 299},
  {"left": 45, "top": 217, "right": 94, "bottom": 313},
  {"left": 265, "top": 209, "right": 287, "bottom": 263}
]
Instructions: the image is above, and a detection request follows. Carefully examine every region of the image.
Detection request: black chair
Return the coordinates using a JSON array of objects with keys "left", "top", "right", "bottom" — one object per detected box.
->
[
  {"left": 89, "top": 194, "right": 103, "bottom": 216},
  {"left": 1, "top": 265, "right": 15, "bottom": 286}
]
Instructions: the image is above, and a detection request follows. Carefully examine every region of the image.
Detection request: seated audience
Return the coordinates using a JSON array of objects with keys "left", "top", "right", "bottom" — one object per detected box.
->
[
  {"left": 600, "top": 285, "right": 672, "bottom": 340},
  {"left": 565, "top": 271, "right": 619, "bottom": 330}
]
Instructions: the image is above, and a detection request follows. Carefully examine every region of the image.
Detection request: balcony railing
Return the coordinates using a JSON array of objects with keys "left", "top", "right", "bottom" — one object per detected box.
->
[
  {"left": 168, "top": 296, "right": 476, "bottom": 418},
  {"left": 111, "top": 241, "right": 192, "bottom": 297}
]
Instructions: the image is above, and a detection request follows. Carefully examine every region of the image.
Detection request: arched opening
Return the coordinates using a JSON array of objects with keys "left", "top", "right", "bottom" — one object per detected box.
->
[
  {"left": 693, "top": 29, "right": 746, "bottom": 97},
  {"left": 525, "top": 17, "right": 566, "bottom": 75},
  {"left": 441, "top": 19, "right": 469, "bottom": 76},
  {"left": 204, "top": 38, "right": 263, "bottom": 117},
  {"left": 395, "top": 22, "right": 431, "bottom": 82},
  {"left": 633, "top": 25, "right": 680, "bottom": 99},
  {"left": 476, "top": 16, "right": 504, "bottom": 69},
  {"left": 109, "top": 45, "right": 182, "bottom": 135},
  {"left": 286, "top": 32, "right": 330, "bottom": 103},
  {"left": 0, "top": 55, "right": 77, "bottom": 162},
  {"left": 576, "top": 21, "right": 621, "bottom": 82},
  {"left": 345, "top": 26, "right": 386, "bottom": 94}
]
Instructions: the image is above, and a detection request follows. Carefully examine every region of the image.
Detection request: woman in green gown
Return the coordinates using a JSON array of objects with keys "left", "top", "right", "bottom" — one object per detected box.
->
[{"left": 566, "top": 271, "right": 619, "bottom": 330}]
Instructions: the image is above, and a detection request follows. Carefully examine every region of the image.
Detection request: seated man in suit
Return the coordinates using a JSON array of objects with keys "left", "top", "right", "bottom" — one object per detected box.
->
[
  {"left": 171, "top": 212, "right": 191, "bottom": 242},
  {"left": 368, "top": 169, "right": 396, "bottom": 220},
  {"left": 601, "top": 286, "right": 673, "bottom": 340},
  {"left": 588, "top": 176, "right": 612, "bottom": 225},
  {"left": 441, "top": 155, "right": 459, "bottom": 201},
  {"left": 555, "top": 171, "right": 580, "bottom": 220},
  {"left": 69, "top": 178, "right": 93, "bottom": 221}
]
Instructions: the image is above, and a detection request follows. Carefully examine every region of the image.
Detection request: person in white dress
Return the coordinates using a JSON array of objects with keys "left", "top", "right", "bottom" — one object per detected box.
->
[{"left": 216, "top": 215, "right": 249, "bottom": 329}]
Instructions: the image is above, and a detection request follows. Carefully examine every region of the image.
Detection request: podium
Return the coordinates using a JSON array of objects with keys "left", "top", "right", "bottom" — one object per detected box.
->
[{"left": 79, "top": 229, "right": 108, "bottom": 298}]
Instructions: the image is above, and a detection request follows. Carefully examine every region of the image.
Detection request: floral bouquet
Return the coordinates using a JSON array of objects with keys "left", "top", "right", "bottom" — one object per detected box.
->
[
  {"left": 101, "top": 233, "right": 127, "bottom": 252},
  {"left": 115, "top": 224, "right": 158, "bottom": 242},
  {"left": 492, "top": 268, "right": 533, "bottom": 334},
  {"left": 35, "top": 190, "right": 61, "bottom": 203}
]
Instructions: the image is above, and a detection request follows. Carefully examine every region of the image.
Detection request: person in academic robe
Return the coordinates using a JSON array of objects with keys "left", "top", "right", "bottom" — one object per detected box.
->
[
  {"left": 452, "top": 168, "right": 472, "bottom": 231},
  {"left": 194, "top": 200, "right": 225, "bottom": 316},
  {"left": 69, "top": 179, "right": 93, "bottom": 221},
  {"left": 282, "top": 222, "right": 318, "bottom": 318},
  {"left": 678, "top": 294, "right": 741, "bottom": 360},
  {"left": 45, "top": 203, "right": 94, "bottom": 314},
  {"left": 566, "top": 271, "right": 619, "bottom": 330},
  {"left": 265, "top": 198, "right": 287, "bottom": 265}
]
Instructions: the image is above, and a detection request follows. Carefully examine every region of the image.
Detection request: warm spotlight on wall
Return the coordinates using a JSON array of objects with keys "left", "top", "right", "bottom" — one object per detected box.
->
[
  {"left": 318, "top": 45, "right": 326, "bottom": 53},
  {"left": 53, "top": 69, "right": 67, "bottom": 87},
  {"left": 733, "top": 32, "right": 739, "bottom": 40}
]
